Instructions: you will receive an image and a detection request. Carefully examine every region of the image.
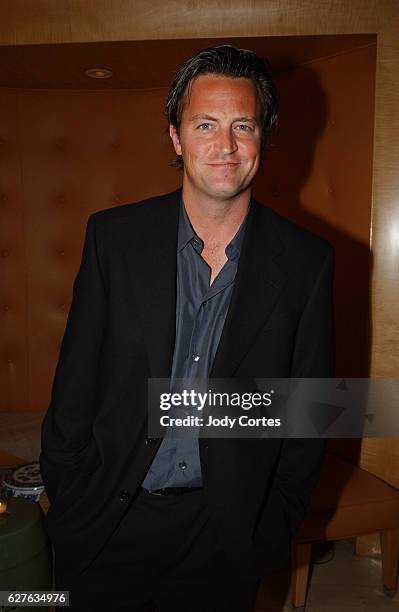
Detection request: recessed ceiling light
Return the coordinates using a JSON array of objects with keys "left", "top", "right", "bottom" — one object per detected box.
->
[{"left": 85, "top": 68, "right": 113, "bottom": 79}]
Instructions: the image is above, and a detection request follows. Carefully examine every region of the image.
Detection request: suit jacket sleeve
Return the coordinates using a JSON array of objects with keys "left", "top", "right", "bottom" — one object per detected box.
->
[
  {"left": 266, "top": 244, "right": 335, "bottom": 536},
  {"left": 40, "top": 213, "right": 107, "bottom": 504}
]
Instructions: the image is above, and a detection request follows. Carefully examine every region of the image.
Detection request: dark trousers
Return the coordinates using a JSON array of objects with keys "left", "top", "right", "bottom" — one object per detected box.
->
[{"left": 54, "top": 487, "right": 260, "bottom": 611}]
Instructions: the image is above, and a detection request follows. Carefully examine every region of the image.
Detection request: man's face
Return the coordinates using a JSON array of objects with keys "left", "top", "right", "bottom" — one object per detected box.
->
[{"left": 169, "top": 74, "right": 262, "bottom": 202}]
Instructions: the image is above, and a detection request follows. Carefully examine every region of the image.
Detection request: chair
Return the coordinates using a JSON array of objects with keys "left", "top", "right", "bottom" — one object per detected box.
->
[{"left": 291, "top": 452, "right": 399, "bottom": 608}]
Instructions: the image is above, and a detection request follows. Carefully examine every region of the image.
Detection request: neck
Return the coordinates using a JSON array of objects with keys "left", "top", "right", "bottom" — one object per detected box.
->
[{"left": 181, "top": 182, "right": 251, "bottom": 247}]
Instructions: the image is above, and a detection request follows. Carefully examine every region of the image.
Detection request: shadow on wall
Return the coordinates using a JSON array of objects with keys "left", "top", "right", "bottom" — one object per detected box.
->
[{"left": 254, "top": 62, "right": 373, "bottom": 465}]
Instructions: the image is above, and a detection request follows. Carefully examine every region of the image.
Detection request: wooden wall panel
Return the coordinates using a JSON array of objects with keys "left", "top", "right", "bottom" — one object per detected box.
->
[
  {"left": 0, "top": 0, "right": 71, "bottom": 46},
  {"left": 0, "top": 0, "right": 396, "bottom": 46},
  {"left": 0, "top": 91, "right": 28, "bottom": 410},
  {"left": 16, "top": 87, "right": 179, "bottom": 411}
]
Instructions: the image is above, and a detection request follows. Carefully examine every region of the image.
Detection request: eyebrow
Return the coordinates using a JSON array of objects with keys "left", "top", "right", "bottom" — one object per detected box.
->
[{"left": 190, "top": 113, "right": 259, "bottom": 124}]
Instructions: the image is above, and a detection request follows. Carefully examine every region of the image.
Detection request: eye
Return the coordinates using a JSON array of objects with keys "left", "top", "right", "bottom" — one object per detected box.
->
[
  {"left": 198, "top": 122, "right": 212, "bottom": 130},
  {"left": 236, "top": 124, "right": 253, "bottom": 132}
]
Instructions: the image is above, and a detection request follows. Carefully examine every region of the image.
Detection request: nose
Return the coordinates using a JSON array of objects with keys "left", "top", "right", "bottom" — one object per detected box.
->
[{"left": 217, "top": 127, "right": 238, "bottom": 155}]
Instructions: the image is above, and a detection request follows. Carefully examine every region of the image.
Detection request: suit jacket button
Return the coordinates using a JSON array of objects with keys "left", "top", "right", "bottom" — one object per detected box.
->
[
  {"left": 119, "top": 489, "right": 130, "bottom": 503},
  {"left": 145, "top": 438, "right": 156, "bottom": 446}
]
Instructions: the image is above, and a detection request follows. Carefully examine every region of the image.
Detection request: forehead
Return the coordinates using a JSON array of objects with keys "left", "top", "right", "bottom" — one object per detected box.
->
[{"left": 182, "top": 74, "right": 260, "bottom": 118}]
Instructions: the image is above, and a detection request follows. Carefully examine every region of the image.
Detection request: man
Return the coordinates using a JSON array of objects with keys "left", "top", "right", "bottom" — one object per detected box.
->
[{"left": 40, "top": 45, "right": 335, "bottom": 611}]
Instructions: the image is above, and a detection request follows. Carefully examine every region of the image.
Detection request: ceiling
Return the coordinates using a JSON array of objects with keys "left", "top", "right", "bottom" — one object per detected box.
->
[{"left": 0, "top": 34, "right": 375, "bottom": 90}]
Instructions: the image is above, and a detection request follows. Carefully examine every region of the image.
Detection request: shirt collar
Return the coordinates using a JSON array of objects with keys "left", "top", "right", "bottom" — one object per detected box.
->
[
  {"left": 177, "top": 196, "right": 252, "bottom": 261},
  {"left": 177, "top": 197, "right": 197, "bottom": 252}
]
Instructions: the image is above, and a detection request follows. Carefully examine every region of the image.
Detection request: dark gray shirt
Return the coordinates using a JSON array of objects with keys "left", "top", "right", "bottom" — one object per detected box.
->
[{"left": 142, "top": 197, "right": 250, "bottom": 491}]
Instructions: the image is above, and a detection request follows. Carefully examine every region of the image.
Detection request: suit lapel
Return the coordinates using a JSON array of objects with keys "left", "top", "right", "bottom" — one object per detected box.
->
[
  {"left": 210, "top": 198, "right": 286, "bottom": 377},
  {"left": 123, "top": 189, "right": 180, "bottom": 378},
  {"left": 124, "top": 190, "right": 286, "bottom": 379}
]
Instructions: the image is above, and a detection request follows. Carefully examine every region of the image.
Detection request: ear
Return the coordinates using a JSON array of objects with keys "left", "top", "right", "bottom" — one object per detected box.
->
[{"left": 169, "top": 124, "right": 182, "bottom": 156}]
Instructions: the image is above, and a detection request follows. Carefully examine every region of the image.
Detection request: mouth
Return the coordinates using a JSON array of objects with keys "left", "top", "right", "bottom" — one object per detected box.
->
[{"left": 207, "top": 162, "right": 240, "bottom": 167}]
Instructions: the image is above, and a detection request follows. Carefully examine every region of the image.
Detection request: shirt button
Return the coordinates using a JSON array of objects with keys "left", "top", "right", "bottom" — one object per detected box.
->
[
  {"left": 193, "top": 355, "right": 200, "bottom": 362},
  {"left": 178, "top": 461, "right": 187, "bottom": 470},
  {"left": 119, "top": 489, "right": 130, "bottom": 503}
]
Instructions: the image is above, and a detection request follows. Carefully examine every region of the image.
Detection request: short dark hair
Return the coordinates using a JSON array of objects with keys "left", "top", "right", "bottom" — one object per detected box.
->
[{"left": 166, "top": 44, "right": 279, "bottom": 169}]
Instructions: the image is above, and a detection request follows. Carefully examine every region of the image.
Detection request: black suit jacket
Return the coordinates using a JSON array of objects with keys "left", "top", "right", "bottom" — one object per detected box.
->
[{"left": 40, "top": 188, "right": 335, "bottom": 578}]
